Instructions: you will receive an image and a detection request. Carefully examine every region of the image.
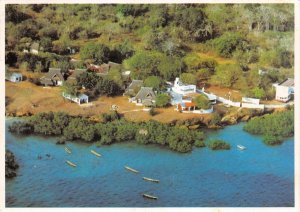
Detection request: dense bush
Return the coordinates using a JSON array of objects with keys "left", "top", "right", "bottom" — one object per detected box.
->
[
  {"left": 8, "top": 121, "right": 33, "bottom": 134},
  {"left": 9, "top": 112, "right": 206, "bottom": 153},
  {"left": 194, "top": 95, "right": 211, "bottom": 110},
  {"left": 243, "top": 110, "right": 294, "bottom": 144},
  {"left": 208, "top": 139, "right": 231, "bottom": 150},
  {"left": 263, "top": 134, "right": 284, "bottom": 146},
  {"left": 194, "top": 140, "right": 206, "bottom": 148},
  {"left": 212, "top": 32, "right": 249, "bottom": 58},
  {"left": 243, "top": 110, "right": 294, "bottom": 137},
  {"left": 155, "top": 93, "right": 171, "bottom": 108}
]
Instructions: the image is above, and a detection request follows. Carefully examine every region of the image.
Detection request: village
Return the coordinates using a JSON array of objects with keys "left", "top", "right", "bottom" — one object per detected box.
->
[{"left": 5, "top": 53, "right": 294, "bottom": 122}]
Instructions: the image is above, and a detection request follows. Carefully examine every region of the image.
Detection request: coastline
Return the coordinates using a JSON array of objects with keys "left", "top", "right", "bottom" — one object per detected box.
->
[{"left": 5, "top": 105, "right": 276, "bottom": 129}]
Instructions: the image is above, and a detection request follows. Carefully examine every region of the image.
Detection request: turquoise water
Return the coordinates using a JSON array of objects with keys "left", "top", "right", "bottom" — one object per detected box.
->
[{"left": 5, "top": 119, "right": 294, "bottom": 207}]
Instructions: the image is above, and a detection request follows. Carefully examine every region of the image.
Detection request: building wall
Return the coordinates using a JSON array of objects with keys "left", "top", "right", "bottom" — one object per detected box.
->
[{"left": 276, "top": 86, "right": 291, "bottom": 102}]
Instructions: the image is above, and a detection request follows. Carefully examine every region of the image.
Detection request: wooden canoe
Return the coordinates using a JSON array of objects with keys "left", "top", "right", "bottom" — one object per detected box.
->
[
  {"left": 66, "top": 160, "right": 77, "bottom": 167},
  {"left": 143, "top": 177, "right": 160, "bottom": 183},
  {"left": 125, "top": 166, "right": 139, "bottom": 173},
  {"left": 91, "top": 149, "right": 102, "bottom": 157},
  {"left": 65, "top": 147, "right": 71, "bottom": 154},
  {"left": 143, "top": 193, "right": 158, "bottom": 200}
]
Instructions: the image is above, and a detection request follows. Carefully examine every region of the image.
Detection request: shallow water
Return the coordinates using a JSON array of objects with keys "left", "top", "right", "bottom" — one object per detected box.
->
[{"left": 5, "top": 119, "right": 294, "bottom": 207}]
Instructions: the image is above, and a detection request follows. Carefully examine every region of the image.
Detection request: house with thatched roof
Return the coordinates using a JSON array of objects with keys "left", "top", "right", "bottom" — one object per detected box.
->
[
  {"left": 40, "top": 68, "right": 64, "bottom": 86},
  {"left": 123, "top": 80, "right": 143, "bottom": 97},
  {"left": 129, "top": 87, "right": 156, "bottom": 107}
]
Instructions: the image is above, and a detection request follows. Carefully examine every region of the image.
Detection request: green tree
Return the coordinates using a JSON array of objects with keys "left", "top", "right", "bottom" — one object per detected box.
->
[
  {"left": 80, "top": 43, "right": 110, "bottom": 64},
  {"left": 194, "top": 95, "right": 211, "bottom": 110},
  {"left": 180, "top": 73, "right": 197, "bottom": 85},
  {"left": 96, "top": 78, "right": 121, "bottom": 96},
  {"left": 62, "top": 81, "right": 79, "bottom": 96},
  {"left": 155, "top": 93, "right": 171, "bottom": 107},
  {"left": 211, "top": 64, "right": 242, "bottom": 88},
  {"left": 251, "top": 87, "right": 266, "bottom": 99},
  {"left": 213, "top": 32, "right": 248, "bottom": 58},
  {"left": 76, "top": 72, "right": 100, "bottom": 89},
  {"left": 144, "top": 76, "right": 164, "bottom": 91},
  {"left": 125, "top": 51, "right": 161, "bottom": 79}
]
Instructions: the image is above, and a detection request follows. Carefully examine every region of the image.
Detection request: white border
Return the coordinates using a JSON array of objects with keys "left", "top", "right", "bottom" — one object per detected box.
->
[{"left": 1, "top": 1, "right": 299, "bottom": 212}]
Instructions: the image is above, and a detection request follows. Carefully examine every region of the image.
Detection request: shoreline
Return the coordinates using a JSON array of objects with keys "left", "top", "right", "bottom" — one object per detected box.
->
[{"left": 5, "top": 105, "right": 275, "bottom": 130}]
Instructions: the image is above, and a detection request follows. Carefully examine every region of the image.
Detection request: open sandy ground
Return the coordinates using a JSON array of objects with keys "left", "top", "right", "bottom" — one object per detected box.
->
[{"left": 5, "top": 81, "right": 212, "bottom": 123}]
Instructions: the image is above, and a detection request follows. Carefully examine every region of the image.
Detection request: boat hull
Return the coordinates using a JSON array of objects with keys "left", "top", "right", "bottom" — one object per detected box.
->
[
  {"left": 143, "top": 177, "right": 160, "bottom": 183},
  {"left": 66, "top": 160, "right": 77, "bottom": 167},
  {"left": 143, "top": 194, "right": 158, "bottom": 200},
  {"left": 125, "top": 166, "right": 139, "bottom": 173},
  {"left": 91, "top": 150, "right": 101, "bottom": 157}
]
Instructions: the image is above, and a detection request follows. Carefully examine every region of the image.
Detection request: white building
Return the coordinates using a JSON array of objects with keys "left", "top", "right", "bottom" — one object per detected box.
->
[
  {"left": 62, "top": 92, "right": 89, "bottom": 105},
  {"left": 172, "top": 78, "right": 196, "bottom": 95},
  {"left": 5, "top": 73, "right": 22, "bottom": 83},
  {"left": 274, "top": 78, "right": 294, "bottom": 102}
]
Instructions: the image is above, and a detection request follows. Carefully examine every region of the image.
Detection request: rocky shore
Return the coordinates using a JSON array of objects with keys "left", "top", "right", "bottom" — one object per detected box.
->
[{"left": 6, "top": 150, "right": 19, "bottom": 178}]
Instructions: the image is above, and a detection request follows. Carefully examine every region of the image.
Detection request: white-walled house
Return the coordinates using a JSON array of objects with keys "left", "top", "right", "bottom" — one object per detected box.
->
[
  {"left": 62, "top": 92, "right": 89, "bottom": 105},
  {"left": 172, "top": 78, "right": 196, "bottom": 95},
  {"left": 274, "top": 78, "right": 294, "bottom": 102}
]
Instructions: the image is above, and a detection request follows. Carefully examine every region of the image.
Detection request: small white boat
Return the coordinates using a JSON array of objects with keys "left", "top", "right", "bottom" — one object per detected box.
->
[
  {"left": 143, "top": 193, "right": 158, "bottom": 200},
  {"left": 143, "top": 177, "right": 160, "bottom": 183},
  {"left": 65, "top": 147, "right": 72, "bottom": 154},
  {"left": 125, "top": 166, "right": 139, "bottom": 173},
  {"left": 91, "top": 150, "right": 102, "bottom": 157},
  {"left": 237, "top": 145, "right": 246, "bottom": 150},
  {"left": 66, "top": 160, "right": 77, "bottom": 167}
]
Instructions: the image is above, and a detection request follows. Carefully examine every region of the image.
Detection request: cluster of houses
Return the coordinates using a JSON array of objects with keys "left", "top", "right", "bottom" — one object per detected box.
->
[
  {"left": 6, "top": 63, "right": 295, "bottom": 109},
  {"left": 123, "top": 77, "right": 215, "bottom": 114}
]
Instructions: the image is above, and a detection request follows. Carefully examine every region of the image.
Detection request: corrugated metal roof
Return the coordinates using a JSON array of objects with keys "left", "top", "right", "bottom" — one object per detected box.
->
[{"left": 279, "top": 78, "right": 294, "bottom": 87}]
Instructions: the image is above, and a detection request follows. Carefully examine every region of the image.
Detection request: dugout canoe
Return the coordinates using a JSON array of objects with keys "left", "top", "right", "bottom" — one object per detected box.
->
[
  {"left": 125, "top": 166, "right": 139, "bottom": 173},
  {"left": 91, "top": 149, "right": 102, "bottom": 157},
  {"left": 143, "top": 193, "right": 158, "bottom": 200},
  {"left": 143, "top": 177, "right": 160, "bottom": 183},
  {"left": 66, "top": 160, "right": 77, "bottom": 167}
]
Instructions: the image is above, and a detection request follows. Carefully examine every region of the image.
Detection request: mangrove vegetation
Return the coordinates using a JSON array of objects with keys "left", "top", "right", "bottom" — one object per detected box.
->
[
  {"left": 243, "top": 110, "right": 294, "bottom": 145},
  {"left": 8, "top": 112, "right": 206, "bottom": 153}
]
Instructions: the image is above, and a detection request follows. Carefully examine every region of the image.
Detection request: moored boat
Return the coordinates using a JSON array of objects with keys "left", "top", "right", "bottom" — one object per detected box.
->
[
  {"left": 143, "top": 193, "right": 158, "bottom": 200},
  {"left": 65, "top": 147, "right": 71, "bottom": 154},
  {"left": 90, "top": 149, "right": 101, "bottom": 157},
  {"left": 237, "top": 145, "right": 246, "bottom": 150},
  {"left": 143, "top": 177, "right": 160, "bottom": 183},
  {"left": 66, "top": 160, "right": 77, "bottom": 167},
  {"left": 125, "top": 166, "right": 139, "bottom": 173}
]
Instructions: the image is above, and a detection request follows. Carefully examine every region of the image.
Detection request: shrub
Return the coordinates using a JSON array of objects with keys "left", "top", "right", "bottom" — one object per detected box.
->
[
  {"left": 194, "top": 140, "right": 206, "bottom": 148},
  {"left": 243, "top": 110, "right": 294, "bottom": 138},
  {"left": 194, "top": 95, "right": 211, "bottom": 110},
  {"left": 149, "top": 107, "right": 156, "bottom": 116},
  {"left": 8, "top": 121, "right": 33, "bottom": 134},
  {"left": 263, "top": 135, "right": 284, "bottom": 146},
  {"left": 208, "top": 139, "right": 230, "bottom": 150},
  {"left": 155, "top": 93, "right": 171, "bottom": 107},
  {"left": 101, "top": 111, "right": 121, "bottom": 123}
]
